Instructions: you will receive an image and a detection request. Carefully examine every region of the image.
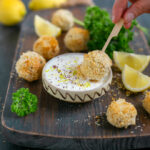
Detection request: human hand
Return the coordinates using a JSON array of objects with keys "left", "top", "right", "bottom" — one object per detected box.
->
[{"left": 112, "top": 0, "right": 150, "bottom": 28}]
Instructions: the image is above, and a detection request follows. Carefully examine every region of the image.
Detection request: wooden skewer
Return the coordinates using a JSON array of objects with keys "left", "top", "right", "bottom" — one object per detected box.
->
[{"left": 102, "top": 19, "right": 124, "bottom": 52}]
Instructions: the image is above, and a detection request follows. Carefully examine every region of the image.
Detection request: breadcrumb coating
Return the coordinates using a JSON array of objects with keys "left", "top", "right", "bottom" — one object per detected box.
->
[
  {"left": 106, "top": 99, "right": 137, "bottom": 128},
  {"left": 78, "top": 50, "right": 112, "bottom": 81},
  {"left": 143, "top": 91, "right": 150, "bottom": 114},
  {"left": 33, "top": 36, "right": 60, "bottom": 60},
  {"left": 16, "top": 51, "right": 46, "bottom": 82},
  {"left": 52, "top": 9, "right": 74, "bottom": 31},
  {"left": 64, "top": 27, "right": 89, "bottom": 52}
]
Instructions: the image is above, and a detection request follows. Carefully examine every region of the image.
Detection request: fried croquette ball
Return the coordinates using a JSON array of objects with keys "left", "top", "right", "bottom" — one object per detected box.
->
[
  {"left": 106, "top": 99, "right": 137, "bottom": 128},
  {"left": 64, "top": 27, "right": 89, "bottom": 52},
  {"left": 143, "top": 91, "right": 150, "bottom": 114},
  {"left": 78, "top": 50, "right": 112, "bottom": 81},
  {"left": 52, "top": 9, "right": 74, "bottom": 31},
  {"left": 33, "top": 36, "right": 60, "bottom": 60},
  {"left": 16, "top": 51, "right": 46, "bottom": 82}
]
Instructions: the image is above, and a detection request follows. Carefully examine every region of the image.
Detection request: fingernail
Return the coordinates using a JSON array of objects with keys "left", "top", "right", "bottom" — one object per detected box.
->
[
  {"left": 124, "top": 23, "right": 131, "bottom": 29},
  {"left": 125, "top": 13, "right": 134, "bottom": 23}
]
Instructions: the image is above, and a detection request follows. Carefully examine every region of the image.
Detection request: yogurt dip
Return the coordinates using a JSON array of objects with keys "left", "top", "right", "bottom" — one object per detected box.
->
[{"left": 42, "top": 53, "right": 112, "bottom": 103}]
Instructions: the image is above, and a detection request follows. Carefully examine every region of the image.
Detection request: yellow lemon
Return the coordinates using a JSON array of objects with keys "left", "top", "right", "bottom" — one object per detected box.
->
[
  {"left": 34, "top": 15, "right": 61, "bottom": 37},
  {"left": 113, "top": 51, "right": 150, "bottom": 72},
  {"left": 0, "top": 0, "right": 26, "bottom": 26},
  {"left": 29, "top": 0, "right": 67, "bottom": 11},
  {"left": 122, "top": 65, "right": 150, "bottom": 92}
]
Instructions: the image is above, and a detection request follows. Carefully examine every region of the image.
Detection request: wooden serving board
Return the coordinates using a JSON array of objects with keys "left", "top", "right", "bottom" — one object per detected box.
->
[{"left": 2, "top": 6, "right": 150, "bottom": 150}]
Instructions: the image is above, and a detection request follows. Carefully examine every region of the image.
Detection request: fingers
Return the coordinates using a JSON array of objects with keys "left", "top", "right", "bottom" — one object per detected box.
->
[
  {"left": 124, "top": 22, "right": 132, "bottom": 29},
  {"left": 112, "top": 0, "right": 128, "bottom": 23},
  {"left": 123, "top": 0, "right": 150, "bottom": 28},
  {"left": 129, "top": 0, "right": 136, "bottom": 4}
]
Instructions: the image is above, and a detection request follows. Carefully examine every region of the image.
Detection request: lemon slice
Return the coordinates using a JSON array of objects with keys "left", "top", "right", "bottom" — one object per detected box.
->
[
  {"left": 34, "top": 15, "right": 61, "bottom": 37},
  {"left": 122, "top": 65, "right": 150, "bottom": 92},
  {"left": 113, "top": 51, "right": 150, "bottom": 72}
]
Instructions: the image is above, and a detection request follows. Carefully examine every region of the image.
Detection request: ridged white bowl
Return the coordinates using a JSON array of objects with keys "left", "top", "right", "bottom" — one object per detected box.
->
[{"left": 42, "top": 53, "right": 112, "bottom": 103}]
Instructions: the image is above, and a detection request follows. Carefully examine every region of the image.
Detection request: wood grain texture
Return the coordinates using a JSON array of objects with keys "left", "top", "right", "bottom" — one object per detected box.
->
[{"left": 1, "top": 6, "right": 150, "bottom": 150}]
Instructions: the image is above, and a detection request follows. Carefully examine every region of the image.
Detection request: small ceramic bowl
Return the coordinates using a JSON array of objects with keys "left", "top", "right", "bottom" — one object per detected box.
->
[{"left": 42, "top": 53, "right": 112, "bottom": 103}]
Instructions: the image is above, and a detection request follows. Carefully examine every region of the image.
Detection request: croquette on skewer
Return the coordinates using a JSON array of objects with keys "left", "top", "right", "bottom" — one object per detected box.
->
[{"left": 77, "top": 50, "right": 112, "bottom": 81}]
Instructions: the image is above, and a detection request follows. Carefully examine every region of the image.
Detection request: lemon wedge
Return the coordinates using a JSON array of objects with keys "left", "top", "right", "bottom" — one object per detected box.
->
[
  {"left": 113, "top": 51, "right": 150, "bottom": 72},
  {"left": 34, "top": 15, "right": 61, "bottom": 37},
  {"left": 122, "top": 65, "right": 150, "bottom": 92}
]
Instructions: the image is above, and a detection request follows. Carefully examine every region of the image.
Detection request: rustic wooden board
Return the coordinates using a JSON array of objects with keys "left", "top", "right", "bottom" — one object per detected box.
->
[{"left": 1, "top": 6, "right": 150, "bottom": 150}]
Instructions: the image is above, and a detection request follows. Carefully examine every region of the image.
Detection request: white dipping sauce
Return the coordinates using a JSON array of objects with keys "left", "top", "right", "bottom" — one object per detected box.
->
[{"left": 43, "top": 53, "right": 108, "bottom": 92}]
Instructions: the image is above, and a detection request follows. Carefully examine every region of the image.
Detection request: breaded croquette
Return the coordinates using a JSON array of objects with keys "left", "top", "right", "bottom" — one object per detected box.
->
[
  {"left": 143, "top": 91, "right": 150, "bottom": 114},
  {"left": 64, "top": 27, "right": 89, "bottom": 52},
  {"left": 16, "top": 51, "right": 46, "bottom": 82},
  {"left": 77, "top": 50, "right": 112, "bottom": 81},
  {"left": 33, "top": 35, "right": 60, "bottom": 60},
  {"left": 52, "top": 9, "right": 74, "bottom": 31},
  {"left": 106, "top": 99, "right": 137, "bottom": 128}
]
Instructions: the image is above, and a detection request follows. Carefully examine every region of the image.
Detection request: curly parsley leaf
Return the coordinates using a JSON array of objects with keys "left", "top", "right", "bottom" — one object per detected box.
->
[
  {"left": 11, "top": 88, "right": 38, "bottom": 117},
  {"left": 74, "top": 6, "right": 149, "bottom": 58},
  {"left": 83, "top": 6, "right": 136, "bottom": 58}
]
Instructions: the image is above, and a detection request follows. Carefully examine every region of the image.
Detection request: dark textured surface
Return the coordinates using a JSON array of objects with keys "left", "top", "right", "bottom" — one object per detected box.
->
[{"left": 0, "top": 0, "right": 150, "bottom": 150}]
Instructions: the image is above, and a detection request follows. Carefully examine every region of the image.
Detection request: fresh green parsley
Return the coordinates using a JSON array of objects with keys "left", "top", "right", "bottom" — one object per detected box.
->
[
  {"left": 11, "top": 88, "right": 38, "bottom": 117},
  {"left": 74, "top": 6, "right": 148, "bottom": 58}
]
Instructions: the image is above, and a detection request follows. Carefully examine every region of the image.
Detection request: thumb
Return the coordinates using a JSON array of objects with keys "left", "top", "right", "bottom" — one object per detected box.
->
[{"left": 124, "top": 0, "right": 150, "bottom": 25}]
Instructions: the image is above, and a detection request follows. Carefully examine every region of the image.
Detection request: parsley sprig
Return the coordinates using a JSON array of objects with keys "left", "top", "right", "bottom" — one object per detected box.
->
[
  {"left": 74, "top": 6, "right": 148, "bottom": 58},
  {"left": 11, "top": 88, "right": 38, "bottom": 117}
]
